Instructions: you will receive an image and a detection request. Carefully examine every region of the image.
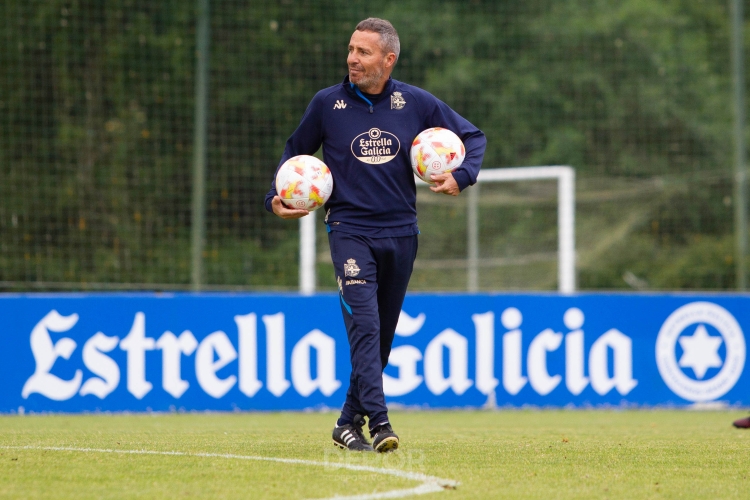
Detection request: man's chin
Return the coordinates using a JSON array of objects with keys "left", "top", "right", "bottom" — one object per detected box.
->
[{"left": 351, "top": 76, "right": 376, "bottom": 92}]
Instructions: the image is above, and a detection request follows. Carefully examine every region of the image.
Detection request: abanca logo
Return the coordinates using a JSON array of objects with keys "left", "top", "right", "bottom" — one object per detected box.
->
[{"left": 351, "top": 128, "right": 400, "bottom": 164}]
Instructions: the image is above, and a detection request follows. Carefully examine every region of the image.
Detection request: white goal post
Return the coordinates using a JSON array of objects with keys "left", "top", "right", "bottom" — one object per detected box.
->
[{"left": 299, "top": 166, "right": 576, "bottom": 295}]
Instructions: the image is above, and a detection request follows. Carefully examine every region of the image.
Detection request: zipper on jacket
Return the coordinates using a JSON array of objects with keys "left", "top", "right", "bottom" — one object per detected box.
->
[{"left": 351, "top": 82, "right": 374, "bottom": 113}]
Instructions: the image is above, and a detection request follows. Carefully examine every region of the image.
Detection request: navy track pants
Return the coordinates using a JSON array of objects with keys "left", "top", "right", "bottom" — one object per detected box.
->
[{"left": 329, "top": 231, "right": 418, "bottom": 430}]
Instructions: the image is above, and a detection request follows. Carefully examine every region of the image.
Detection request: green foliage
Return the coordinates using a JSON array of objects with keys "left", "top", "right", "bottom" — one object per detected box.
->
[
  {"left": 1, "top": 0, "right": 195, "bottom": 286},
  {"left": 578, "top": 174, "right": 737, "bottom": 290},
  {"left": 0, "top": 0, "right": 745, "bottom": 290}
]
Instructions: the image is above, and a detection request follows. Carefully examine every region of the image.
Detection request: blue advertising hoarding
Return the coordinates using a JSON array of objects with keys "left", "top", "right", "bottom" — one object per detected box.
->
[{"left": 1, "top": 292, "right": 748, "bottom": 413}]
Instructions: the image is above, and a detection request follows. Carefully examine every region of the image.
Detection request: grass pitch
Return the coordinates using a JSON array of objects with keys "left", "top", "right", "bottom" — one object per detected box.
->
[{"left": 0, "top": 410, "right": 747, "bottom": 499}]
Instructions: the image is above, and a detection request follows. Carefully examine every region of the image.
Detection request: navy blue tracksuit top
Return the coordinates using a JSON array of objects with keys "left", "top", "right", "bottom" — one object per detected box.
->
[{"left": 264, "top": 76, "right": 486, "bottom": 232}]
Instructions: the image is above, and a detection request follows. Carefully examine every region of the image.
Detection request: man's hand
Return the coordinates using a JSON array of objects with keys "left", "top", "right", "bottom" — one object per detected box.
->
[
  {"left": 272, "top": 196, "right": 310, "bottom": 219},
  {"left": 429, "top": 172, "right": 460, "bottom": 196}
]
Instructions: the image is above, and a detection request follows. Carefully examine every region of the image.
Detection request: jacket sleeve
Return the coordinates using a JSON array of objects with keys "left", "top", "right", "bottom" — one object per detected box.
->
[
  {"left": 422, "top": 96, "right": 486, "bottom": 192},
  {"left": 264, "top": 94, "right": 325, "bottom": 213}
]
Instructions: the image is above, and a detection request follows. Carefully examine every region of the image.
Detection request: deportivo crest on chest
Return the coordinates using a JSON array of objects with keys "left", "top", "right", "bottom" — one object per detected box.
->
[
  {"left": 391, "top": 91, "right": 406, "bottom": 110},
  {"left": 344, "top": 258, "right": 361, "bottom": 277}
]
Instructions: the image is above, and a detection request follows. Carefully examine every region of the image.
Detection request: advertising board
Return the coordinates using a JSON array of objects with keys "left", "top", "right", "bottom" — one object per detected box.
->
[{"left": 2, "top": 293, "right": 747, "bottom": 413}]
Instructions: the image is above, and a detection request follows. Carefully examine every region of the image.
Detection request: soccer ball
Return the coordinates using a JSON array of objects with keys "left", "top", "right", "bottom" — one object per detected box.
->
[
  {"left": 410, "top": 127, "right": 465, "bottom": 183},
  {"left": 275, "top": 155, "right": 333, "bottom": 211}
]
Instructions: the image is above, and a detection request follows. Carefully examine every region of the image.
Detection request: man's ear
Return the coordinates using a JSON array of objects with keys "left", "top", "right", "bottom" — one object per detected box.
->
[{"left": 384, "top": 52, "right": 397, "bottom": 69}]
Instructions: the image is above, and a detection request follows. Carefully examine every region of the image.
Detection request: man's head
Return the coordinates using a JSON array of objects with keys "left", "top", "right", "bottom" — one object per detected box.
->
[{"left": 347, "top": 18, "right": 399, "bottom": 94}]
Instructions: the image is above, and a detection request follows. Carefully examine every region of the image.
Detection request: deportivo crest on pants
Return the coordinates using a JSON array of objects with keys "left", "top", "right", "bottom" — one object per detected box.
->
[
  {"left": 344, "top": 258, "right": 361, "bottom": 277},
  {"left": 391, "top": 92, "right": 406, "bottom": 110}
]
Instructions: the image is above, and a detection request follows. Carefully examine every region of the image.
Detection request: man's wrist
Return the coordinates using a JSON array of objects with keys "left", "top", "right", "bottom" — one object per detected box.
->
[{"left": 451, "top": 169, "right": 472, "bottom": 192}]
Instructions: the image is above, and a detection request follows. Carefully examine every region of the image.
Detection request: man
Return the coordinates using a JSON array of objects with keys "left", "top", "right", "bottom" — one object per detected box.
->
[{"left": 265, "top": 18, "right": 486, "bottom": 452}]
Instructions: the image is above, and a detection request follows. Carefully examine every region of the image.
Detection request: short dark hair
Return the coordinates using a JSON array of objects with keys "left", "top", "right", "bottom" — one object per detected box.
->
[{"left": 356, "top": 18, "right": 400, "bottom": 61}]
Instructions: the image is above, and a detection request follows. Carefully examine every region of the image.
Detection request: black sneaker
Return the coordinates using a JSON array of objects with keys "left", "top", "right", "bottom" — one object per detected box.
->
[
  {"left": 371, "top": 422, "right": 399, "bottom": 453},
  {"left": 332, "top": 414, "right": 374, "bottom": 451}
]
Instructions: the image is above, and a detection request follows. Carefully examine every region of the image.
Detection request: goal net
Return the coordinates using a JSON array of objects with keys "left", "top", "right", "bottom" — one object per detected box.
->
[{"left": 303, "top": 166, "right": 575, "bottom": 294}]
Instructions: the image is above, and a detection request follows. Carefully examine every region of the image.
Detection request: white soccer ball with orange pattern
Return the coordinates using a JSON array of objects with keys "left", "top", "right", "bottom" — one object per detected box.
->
[
  {"left": 275, "top": 155, "right": 333, "bottom": 211},
  {"left": 410, "top": 127, "right": 466, "bottom": 183}
]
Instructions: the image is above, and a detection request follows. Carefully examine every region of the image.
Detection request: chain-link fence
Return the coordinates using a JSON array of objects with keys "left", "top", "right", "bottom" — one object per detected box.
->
[{"left": 1, "top": 0, "right": 747, "bottom": 291}]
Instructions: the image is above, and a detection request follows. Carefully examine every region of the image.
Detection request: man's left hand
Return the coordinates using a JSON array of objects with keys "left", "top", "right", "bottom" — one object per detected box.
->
[{"left": 429, "top": 172, "right": 460, "bottom": 196}]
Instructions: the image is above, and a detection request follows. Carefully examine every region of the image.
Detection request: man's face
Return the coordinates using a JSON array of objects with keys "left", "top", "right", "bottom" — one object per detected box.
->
[{"left": 347, "top": 30, "right": 392, "bottom": 93}]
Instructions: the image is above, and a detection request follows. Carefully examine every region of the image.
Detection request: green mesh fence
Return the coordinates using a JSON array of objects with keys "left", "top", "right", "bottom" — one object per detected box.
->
[{"left": 0, "top": 0, "right": 747, "bottom": 291}]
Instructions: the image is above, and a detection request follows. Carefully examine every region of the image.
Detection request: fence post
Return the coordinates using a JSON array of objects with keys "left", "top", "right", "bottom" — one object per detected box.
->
[
  {"left": 191, "top": 0, "right": 210, "bottom": 291},
  {"left": 558, "top": 167, "right": 576, "bottom": 294},
  {"left": 299, "top": 211, "right": 317, "bottom": 295},
  {"left": 731, "top": 0, "right": 748, "bottom": 290},
  {"left": 467, "top": 183, "right": 479, "bottom": 292}
]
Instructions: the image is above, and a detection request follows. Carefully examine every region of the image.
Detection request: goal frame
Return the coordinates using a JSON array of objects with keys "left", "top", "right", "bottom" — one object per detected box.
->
[{"left": 298, "top": 166, "right": 576, "bottom": 295}]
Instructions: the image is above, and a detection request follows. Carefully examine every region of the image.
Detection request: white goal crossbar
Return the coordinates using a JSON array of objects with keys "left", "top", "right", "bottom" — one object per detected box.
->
[{"left": 298, "top": 166, "right": 576, "bottom": 295}]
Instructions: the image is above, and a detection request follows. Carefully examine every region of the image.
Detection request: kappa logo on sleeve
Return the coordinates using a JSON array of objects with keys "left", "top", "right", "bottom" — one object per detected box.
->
[{"left": 333, "top": 100, "right": 347, "bottom": 110}]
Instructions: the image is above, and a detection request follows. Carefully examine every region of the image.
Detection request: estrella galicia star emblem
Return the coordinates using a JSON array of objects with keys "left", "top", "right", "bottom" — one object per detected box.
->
[
  {"left": 656, "top": 301, "right": 746, "bottom": 402},
  {"left": 678, "top": 324, "right": 723, "bottom": 379}
]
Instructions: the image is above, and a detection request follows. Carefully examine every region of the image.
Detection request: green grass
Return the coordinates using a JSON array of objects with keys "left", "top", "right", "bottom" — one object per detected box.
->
[{"left": 0, "top": 410, "right": 748, "bottom": 499}]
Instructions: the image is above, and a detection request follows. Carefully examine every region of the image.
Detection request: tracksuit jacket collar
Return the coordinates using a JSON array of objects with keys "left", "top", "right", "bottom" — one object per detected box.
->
[{"left": 342, "top": 75, "right": 395, "bottom": 105}]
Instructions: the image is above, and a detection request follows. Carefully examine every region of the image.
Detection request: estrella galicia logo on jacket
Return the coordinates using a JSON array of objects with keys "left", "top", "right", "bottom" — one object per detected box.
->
[
  {"left": 655, "top": 301, "right": 746, "bottom": 402},
  {"left": 350, "top": 128, "right": 400, "bottom": 164},
  {"left": 344, "top": 258, "right": 360, "bottom": 277}
]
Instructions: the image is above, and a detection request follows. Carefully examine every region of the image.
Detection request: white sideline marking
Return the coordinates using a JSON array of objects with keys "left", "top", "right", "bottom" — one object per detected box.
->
[{"left": 1, "top": 445, "right": 458, "bottom": 500}]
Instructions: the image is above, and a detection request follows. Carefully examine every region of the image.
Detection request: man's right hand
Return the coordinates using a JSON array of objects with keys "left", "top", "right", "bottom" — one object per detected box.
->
[{"left": 272, "top": 196, "right": 310, "bottom": 219}]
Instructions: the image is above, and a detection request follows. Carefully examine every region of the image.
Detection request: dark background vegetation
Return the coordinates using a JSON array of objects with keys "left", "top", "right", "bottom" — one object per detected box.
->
[{"left": 0, "top": 0, "right": 746, "bottom": 290}]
